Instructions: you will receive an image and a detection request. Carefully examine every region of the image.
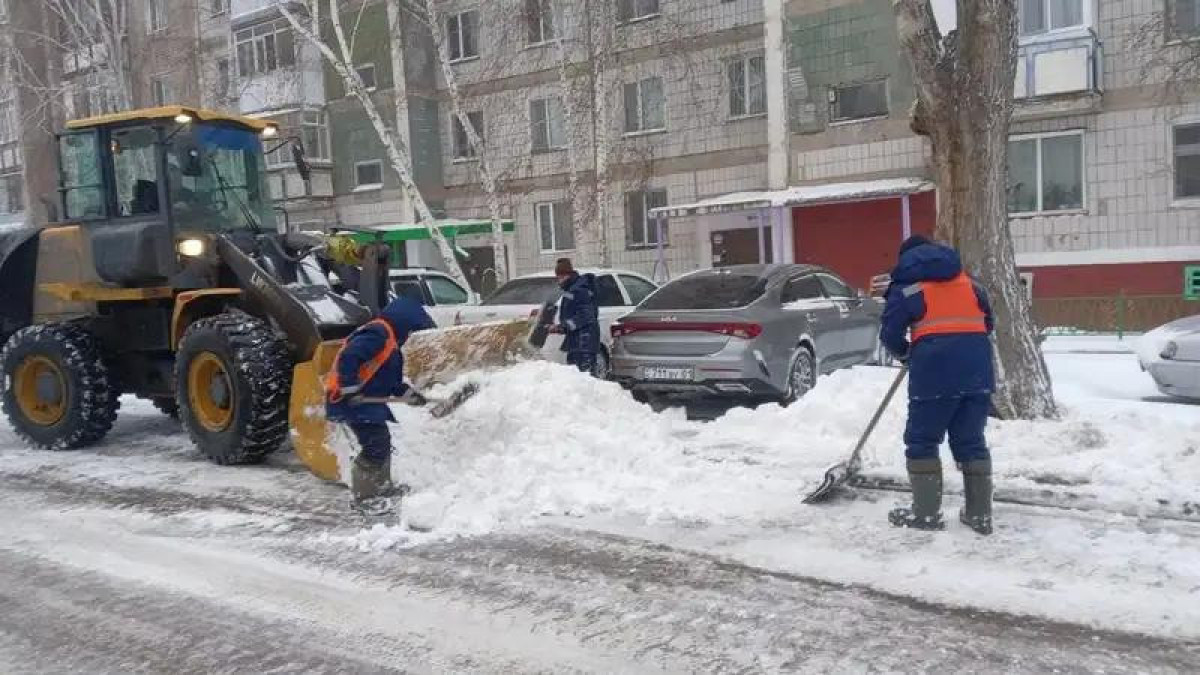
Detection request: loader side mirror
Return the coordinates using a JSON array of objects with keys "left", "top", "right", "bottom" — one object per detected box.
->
[{"left": 292, "top": 141, "right": 311, "bottom": 183}]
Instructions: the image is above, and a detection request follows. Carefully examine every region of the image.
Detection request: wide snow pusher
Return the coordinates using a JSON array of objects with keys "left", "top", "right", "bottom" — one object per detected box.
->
[{"left": 0, "top": 106, "right": 531, "bottom": 483}]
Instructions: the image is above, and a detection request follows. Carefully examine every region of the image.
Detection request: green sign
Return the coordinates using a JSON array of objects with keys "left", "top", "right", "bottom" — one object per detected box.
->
[{"left": 1187, "top": 266, "right": 1200, "bottom": 300}]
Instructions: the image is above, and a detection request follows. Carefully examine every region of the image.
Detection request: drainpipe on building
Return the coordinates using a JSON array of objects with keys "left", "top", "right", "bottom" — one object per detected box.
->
[
  {"left": 764, "top": 0, "right": 789, "bottom": 192},
  {"left": 653, "top": 211, "right": 669, "bottom": 283}
]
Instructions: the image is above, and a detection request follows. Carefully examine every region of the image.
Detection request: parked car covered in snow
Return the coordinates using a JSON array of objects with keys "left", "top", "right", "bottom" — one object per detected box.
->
[
  {"left": 388, "top": 268, "right": 479, "bottom": 328},
  {"left": 1138, "top": 314, "right": 1200, "bottom": 401},
  {"left": 610, "top": 264, "right": 881, "bottom": 406},
  {"left": 451, "top": 269, "right": 659, "bottom": 376}
]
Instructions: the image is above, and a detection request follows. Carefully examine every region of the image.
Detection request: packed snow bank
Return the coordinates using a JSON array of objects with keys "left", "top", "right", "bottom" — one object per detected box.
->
[{"left": 357, "top": 359, "right": 1199, "bottom": 542}]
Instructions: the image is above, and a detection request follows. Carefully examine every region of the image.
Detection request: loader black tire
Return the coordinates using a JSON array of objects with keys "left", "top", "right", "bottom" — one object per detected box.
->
[
  {"left": 175, "top": 314, "right": 291, "bottom": 466},
  {"left": 0, "top": 323, "right": 120, "bottom": 450}
]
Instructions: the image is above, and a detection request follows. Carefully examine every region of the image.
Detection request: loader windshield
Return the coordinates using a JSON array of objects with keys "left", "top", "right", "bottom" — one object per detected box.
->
[{"left": 168, "top": 124, "right": 276, "bottom": 233}]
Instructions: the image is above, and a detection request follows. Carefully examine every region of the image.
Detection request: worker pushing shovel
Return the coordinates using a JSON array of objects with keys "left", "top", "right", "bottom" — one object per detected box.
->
[{"left": 324, "top": 295, "right": 476, "bottom": 518}]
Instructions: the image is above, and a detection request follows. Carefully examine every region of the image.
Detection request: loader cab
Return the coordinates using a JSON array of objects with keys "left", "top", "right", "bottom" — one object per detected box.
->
[{"left": 56, "top": 106, "right": 279, "bottom": 286}]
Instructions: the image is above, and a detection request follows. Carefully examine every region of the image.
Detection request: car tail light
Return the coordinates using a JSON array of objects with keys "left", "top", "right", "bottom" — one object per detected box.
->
[{"left": 611, "top": 321, "right": 762, "bottom": 339}]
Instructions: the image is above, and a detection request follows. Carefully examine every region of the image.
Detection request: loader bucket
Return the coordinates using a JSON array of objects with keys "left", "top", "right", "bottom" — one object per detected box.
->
[{"left": 287, "top": 318, "right": 537, "bottom": 482}]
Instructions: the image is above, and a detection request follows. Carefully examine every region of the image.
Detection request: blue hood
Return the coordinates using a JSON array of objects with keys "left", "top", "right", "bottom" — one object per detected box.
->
[
  {"left": 891, "top": 242, "right": 963, "bottom": 284},
  {"left": 379, "top": 296, "right": 436, "bottom": 344}
]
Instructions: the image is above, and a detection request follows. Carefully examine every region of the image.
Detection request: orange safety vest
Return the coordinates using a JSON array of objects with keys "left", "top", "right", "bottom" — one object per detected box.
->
[
  {"left": 908, "top": 272, "right": 988, "bottom": 341},
  {"left": 324, "top": 319, "right": 399, "bottom": 402}
]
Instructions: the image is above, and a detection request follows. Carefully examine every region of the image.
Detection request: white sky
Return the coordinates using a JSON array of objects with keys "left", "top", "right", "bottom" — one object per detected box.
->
[{"left": 932, "top": 0, "right": 957, "bottom": 33}]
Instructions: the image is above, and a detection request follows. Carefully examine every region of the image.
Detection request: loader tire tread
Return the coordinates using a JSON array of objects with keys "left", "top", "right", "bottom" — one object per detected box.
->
[
  {"left": 0, "top": 323, "right": 120, "bottom": 450},
  {"left": 175, "top": 314, "right": 292, "bottom": 466}
]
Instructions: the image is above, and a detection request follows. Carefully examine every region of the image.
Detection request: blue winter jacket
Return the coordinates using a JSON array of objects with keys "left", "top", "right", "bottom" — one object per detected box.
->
[
  {"left": 558, "top": 273, "right": 600, "bottom": 355},
  {"left": 880, "top": 242, "right": 996, "bottom": 400},
  {"left": 326, "top": 296, "right": 435, "bottom": 423}
]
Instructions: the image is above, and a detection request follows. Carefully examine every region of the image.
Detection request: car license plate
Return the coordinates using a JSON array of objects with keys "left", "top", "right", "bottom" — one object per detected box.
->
[{"left": 643, "top": 366, "right": 693, "bottom": 381}]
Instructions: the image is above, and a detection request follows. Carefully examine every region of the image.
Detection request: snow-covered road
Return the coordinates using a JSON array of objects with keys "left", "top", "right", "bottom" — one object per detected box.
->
[{"left": 0, "top": 341, "right": 1198, "bottom": 671}]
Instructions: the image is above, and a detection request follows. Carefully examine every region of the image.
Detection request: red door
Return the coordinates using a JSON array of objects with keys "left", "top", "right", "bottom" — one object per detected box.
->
[{"left": 792, "top": 191, "right": 935, "bottom": 291}]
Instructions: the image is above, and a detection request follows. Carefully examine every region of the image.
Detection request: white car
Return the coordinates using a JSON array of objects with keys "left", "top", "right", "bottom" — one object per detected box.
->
[
  {"left": 388, "top": 268, "right": 479, "bottom": 328},
  {"left": 451, "top": 269, "right": 659, "bottom": 376},
  {"left": 1137, "top": 314, "right": 1200, "bottom": 401}
]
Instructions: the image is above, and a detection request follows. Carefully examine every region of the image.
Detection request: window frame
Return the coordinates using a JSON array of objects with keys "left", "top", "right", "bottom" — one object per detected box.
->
[
  {"left": 1168, "top": 0, "right": 1200, "bottom": 43},
  {"left": 235, "top": 19, "right": 296, "bottom": 78},
  {"left": 446, "top": 10, "right": 480, "bottom": 63},
  {"left": 623, "top": 76, "right": 666, "bottom": 135},
  {"left": 211, "top": 0, "right": 229, "bottom": 17},
  {"left": 625, "top": 188, "right": 668, "bottom": 249},
  {"left": 451, "top": 110, "right": 484, "bottom": 161},
  {"left": 356, "top": 63, "right": 378, "bottom": 92},
  {"left": 1018, "top": 0, "right": 1090, "bottom": 39},
  {"left": 525, "top": 0, "right": 555, "bottom": 45},
  {"left": 0, "top": 173, "right": 24, "bottom": 214},
  {"left": 727, "top": 53, "right": 767, "bottom": 119},
  {"left": 535, "top": 200, "right": 575, "bottom": 253},
  {"left": 530, "top": 97, "right": 566, "bottom": 153},
  {"left": 353, "top": 159, "right": 384, "bottom": 191},
  {"left": 150, "top": 75, "right": 171, "bottom": 107},
  {"left": 828, "top": 79, "right": 889, "bottom": 124},
  {"left": 426, "top": 275, "right": 471, "bottom": 305},
  {"left": 148, "top": 0, "right": 169, "bottom": 34},
  {"left": 781, "top": 274, "right": 827, "bottom": 305},
  {"left": 618, "top": 274, "right": 657, "bottom": 306},
  {"left": 617, "top": 0, "right": 661, "bottom": 24},
  {"left": 1172, "top": 119, "right": 1200, "bottom": 203},
  {"left": 1007, "top": 128, "right": 1086, "bottom": 216},
  {"left": 57, "top": 130, "right": 108, "bottom": 222}
]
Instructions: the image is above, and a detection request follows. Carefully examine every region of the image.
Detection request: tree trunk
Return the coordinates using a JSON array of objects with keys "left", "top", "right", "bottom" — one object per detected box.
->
[
  {"left": 424, "top": 0, "right": 510, "bottom": 285},
  {"left": 895, "top": 0, "right": 1057, "bottom": 419}
]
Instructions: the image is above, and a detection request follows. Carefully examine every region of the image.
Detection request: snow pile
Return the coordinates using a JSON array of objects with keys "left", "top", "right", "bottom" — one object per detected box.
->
[{"left": 346, "top": 359, "right": 1199, "bottom": 548}]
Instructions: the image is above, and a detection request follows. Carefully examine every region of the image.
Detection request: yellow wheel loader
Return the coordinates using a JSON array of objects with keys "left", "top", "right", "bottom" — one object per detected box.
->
[{"left": 0, "top": 106, "right": 533, "bottom": 483}]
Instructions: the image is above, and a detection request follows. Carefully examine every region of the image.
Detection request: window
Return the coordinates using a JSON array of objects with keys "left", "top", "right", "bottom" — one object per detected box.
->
[
  {"left": 355, "top": 160, "right": 383, "bottom": 189},
  {"left": 625, "top": 188, "right": 667, "bottom": 248},
  {"left": 525, "top": 0, "right": 555, "bottom": 44},
  {"left": 1020, "top": 0, "right": 1084, "bottom": 36},
  {"left": 596, "top": 276, "right": 625, "bottom": 307},
  {"left": 817, "top": 273, "right": 855, "bottom": 299},
  {"left": 1007, "top": 131, "right": 1084, "bottom": 214},
  {"left": 536, "top": 201, "right": 574, "bottom": 252},
  {"left": 0, "top": 174, "right": 22, "bottom": 214},
  {"left": 211, "top": 0, "right": 229, "bottom": 16},
  {"left": 620, "top": 275, "right": 657, "bottom": 305},
  {"left": 58, "top": 131, "right": 106, "bottom": 219},
  {"left": 112, "top": 127, "right": 160, "bottom": 217},
  {"left": 1170, "top": 0, "right": 1200, "bottom": 40},
  {"left": 728, "top": 55, "right": 766, "bottom": 118},
  {"left": 151, "top": 76, "right": 171, "bottom": 106},
  {"left": 235, "top": 19, "right": 296, "bottom": 77},
  {"left": 0, "top": 98, "right": 16, "bottom": 145},
  {"left": 148, "top": 0, "right": 168, "bottom": 32},
  {"left": 393, "top": 279, "right": 427, "bottom": 303},
  {"left": 356, "top": 63, "right": 377, "bottom": 91},
  {"left": 428, "top": 276, "right": 470, "bottom": 305},
  {"left": 617, "top": 0, "right": 659, "bottom": 23},
  {"left": 447, "top": 11, "right": 479, "bottom": 62},
  {"left": 623, "top": 77, "right": 665, "bottom": 133},
  {"left": 641, "top": 271, "right": 767, "bottom": 310},
  {"left": 530, "top": 97, "right": 566, "bottom": 152},
  {"left": 830, "top": 80, "right": 888, "bottom": 122},
  {"left": 1173, "top": 123, "right": 1200, "bottom": 199},
  {"left": 265, "top": 110, "right": 330, "bottom": 166},
  {"left": 782, "top": 275, "right": 825, "bottom": 304},
  {"left": 0, "top": 0, "right": 9, "bottom": 24},
  {"left": 452, "top": 111, "right": 483, "bottom": 160}
]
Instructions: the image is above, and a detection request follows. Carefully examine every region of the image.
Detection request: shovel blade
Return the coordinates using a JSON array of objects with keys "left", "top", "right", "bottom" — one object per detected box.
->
[
  {"left": 801, "top": 461, "right": 854, "bottom": 504},
  {"left": 429, "top": 382, "right": 480, "bottom": 419}
]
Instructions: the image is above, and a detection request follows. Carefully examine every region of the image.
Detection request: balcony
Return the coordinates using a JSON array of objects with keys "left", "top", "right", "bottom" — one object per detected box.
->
[
  {"left": 230, "top": 0, "right": 300, "bottom": 26},
  {"left": 1014, "top": 29, "right": 1103, "bottom": 120}
]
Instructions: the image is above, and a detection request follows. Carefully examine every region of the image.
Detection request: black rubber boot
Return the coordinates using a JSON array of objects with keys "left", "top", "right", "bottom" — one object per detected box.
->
[
  {"left": 889, "top": 458, "right": 945, "bottom": 530},
  {"left": 351, "top": 455, "right": 395, "bottom": 503},
  {"left": 959, "top": 459, "right": 993, "bottom": 535}
]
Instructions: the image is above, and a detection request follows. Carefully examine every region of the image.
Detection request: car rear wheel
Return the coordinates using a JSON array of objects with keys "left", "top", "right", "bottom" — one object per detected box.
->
[
  {"left": 591, "top": 349, "right": 611, "bottom": 380},
  {"left": 782, "top": 347, "right": 817, "bottom": 405}
]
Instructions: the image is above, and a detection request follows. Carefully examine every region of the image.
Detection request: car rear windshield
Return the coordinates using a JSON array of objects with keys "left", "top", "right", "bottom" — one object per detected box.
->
[
  {"left": 640, "top": 272, "right": 767, "bottom": 310},
  {"left": 482, "top": 277, "right": 561, "bottom": 305}
]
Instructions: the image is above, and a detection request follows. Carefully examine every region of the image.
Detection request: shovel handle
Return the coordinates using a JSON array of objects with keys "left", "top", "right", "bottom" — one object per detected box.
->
[{"left": 846, "top": 365, "right": 908, "bottom": 473}]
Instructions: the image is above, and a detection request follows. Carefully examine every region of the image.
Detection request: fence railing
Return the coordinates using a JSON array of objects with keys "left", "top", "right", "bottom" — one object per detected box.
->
[{"left": 1033, "top": 294, "right": 1196, "bottom": 336}]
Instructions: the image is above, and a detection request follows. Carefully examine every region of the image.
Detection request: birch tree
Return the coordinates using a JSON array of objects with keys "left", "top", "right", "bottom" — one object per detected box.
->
[
  {"left": 422, "top": 0, "right": 509, "bottom": 284},
  {"left": 279, "top": 0, "right": 471, "bottom": 289},
  {"left": 893, "top": 0, "right": 1058, "bottom": 419}
]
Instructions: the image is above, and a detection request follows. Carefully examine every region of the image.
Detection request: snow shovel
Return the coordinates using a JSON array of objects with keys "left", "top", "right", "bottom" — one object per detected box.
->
[
  {"left": 802, "top": 365, "right": 908, "bottom": 504},
  {"left": 351, "top": 382, "right": 481, "bottom": 419}
]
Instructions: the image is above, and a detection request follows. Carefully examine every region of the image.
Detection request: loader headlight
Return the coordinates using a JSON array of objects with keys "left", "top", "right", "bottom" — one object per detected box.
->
[
  {"left": 261, "top": 125, "right": 279, "bottom": 139},
  {"left": 177, "top": 238, "right": 206, "bottom": 257}
]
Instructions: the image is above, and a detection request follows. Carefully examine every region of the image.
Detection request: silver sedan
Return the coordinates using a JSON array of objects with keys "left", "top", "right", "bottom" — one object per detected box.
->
[
  {"left": 611, "top": 264, "right": 882, "bottom": 406},
  {"left": 1140, "top": 314, "right": 1200, "bottom": 401}
]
